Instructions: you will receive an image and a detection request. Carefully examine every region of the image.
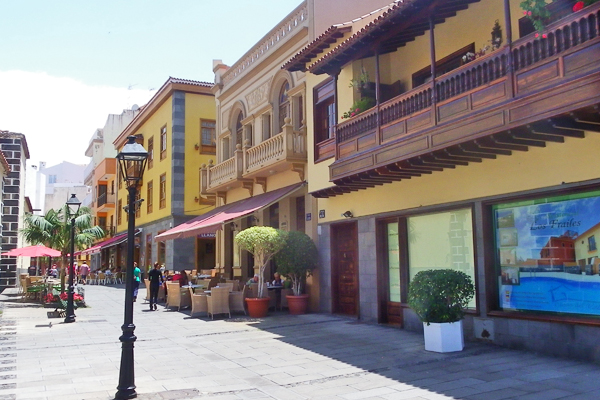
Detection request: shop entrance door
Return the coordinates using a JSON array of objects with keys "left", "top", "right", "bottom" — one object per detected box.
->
[{"left": 332, "top": 222, "right": 358, "bottom": 316}]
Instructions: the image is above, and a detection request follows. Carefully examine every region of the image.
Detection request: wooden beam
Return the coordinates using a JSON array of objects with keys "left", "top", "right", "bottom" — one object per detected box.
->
[
  {"left": 476, "top": 137, "right": 528, "bottom": 152},
  {"left": 460, "top": 142, "right": 512, "bottom": 156},
  {"left": 443, "top": 147, "right": 485, "bottom": 162},
  {"left": 550, "top": 117, "right": 599, "bottom": 134},
  {"left": 496, "top": 131, "right": 546, "bottom": 148},
  {"left": 418, "top": 155, "right": 457, "bottom": 168},
  {"left": 381, "top": 165, "right": 422, "bottom": 177},
  {"left": 519, "top": 129, "right": 566, "bottom": 143}
]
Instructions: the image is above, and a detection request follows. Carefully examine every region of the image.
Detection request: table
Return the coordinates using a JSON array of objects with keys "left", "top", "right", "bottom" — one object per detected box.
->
[
  {"left": 182, "top": 284, "right": 204, "bottom": 293},
  {"left": 267, "top": 285, "right": 284, "bottom": 310}
]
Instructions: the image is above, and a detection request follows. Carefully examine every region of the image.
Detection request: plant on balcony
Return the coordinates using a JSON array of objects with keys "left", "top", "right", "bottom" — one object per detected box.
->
[
  {"left": 341, "top": 96, "right": 376, "bottom": 119},
  {"left": 462, "top": 20, "right": 503, "bottom": 64},
  {"left": 349, "top": 67, "right": 370, "bottom": 91},
  {"left": 520, "top": 0, "right": 597, "bottom": 35},
  {"left": 573, "top": 0, "right": 599, "bottom": 11}
]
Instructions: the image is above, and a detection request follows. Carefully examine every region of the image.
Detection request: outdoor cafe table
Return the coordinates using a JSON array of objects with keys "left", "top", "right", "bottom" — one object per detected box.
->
[
  {"left": 181, "top": 284, "right": 204, "bottom": 294},
  {"left": 267, "top": 285, "right": 284, "bottom": 310}
]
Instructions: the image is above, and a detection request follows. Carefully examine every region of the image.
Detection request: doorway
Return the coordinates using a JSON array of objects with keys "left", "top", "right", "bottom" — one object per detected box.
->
[{"left": 331, "top": 222, "right": 359, "bottom": 316}]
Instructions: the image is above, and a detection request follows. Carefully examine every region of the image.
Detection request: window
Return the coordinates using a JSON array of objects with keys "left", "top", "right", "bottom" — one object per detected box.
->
[
  {"left": 147, "top": 137, "right": 154, "bottom": 169},
  {"left": 235, "top": 113, "right": 244, "bottom": 149},
  {"left": 278, "top": 81, "right": 290, "bottom": 132},
  {"left": 199, "top": 119, "right": 216, "bottom": 154},
  {"left": 589, "top": 235, "right": 597, "bottom": 252},
  {"left": 146, "top": 234, "right": 152, "bottom": 266},
  {"left": 159, "top": 173, "right": 166, "bottom": 209},
  {"left": 262, "top": 113, "right": 271, "bottom": 141},
  {"left": 160, "top": 125, "right": 167, "bottom": 160},
  {"left": 157, "top": 231, "right": 166, "bottom": 265},
  {"left": 412, "top": 43, "right": 475, "bottom": 88},
  {"left": 48, "top": 175, "right": 57, "bottom": 184},
  {"left": 147, "top": 180, "right": 153, "bottom": 214},
  {"left": 493, "top": 190, "right": 600, "bottom": 317},
  {"left": 408, "top": 209, "right": 476, "bottom": 308},
  {"left": 117, "top": 199, "right": 122, "bottom": 225},
  {"left": 387, "top": 222, "right": 401, "bottom": 302},
  {"left": 135, "top": 190, "right": 141, "bottom": 218},
  {"left": 313, "top": 78, "right": 336, "bottom": 147}
]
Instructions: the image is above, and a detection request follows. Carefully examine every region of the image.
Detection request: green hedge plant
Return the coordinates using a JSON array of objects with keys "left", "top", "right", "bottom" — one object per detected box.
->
[
  {"left": 408, "top": 269, "right": 475, "bottom": 325},
  {"left": 273, "top": 230, "right": 318, "bottom": 296},
  {"left": 235, "top": 226, "right": 287, "bottom": 298}
]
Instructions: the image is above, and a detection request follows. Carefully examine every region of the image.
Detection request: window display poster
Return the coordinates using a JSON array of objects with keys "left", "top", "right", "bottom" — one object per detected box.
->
[{"left": 494, "top": 191, "right": 600, "bottom": 316}]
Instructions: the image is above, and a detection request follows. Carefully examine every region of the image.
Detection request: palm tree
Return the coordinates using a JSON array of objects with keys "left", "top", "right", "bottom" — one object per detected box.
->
[{"left": 21, "top": 205, "right": 105, "bottom": 291}]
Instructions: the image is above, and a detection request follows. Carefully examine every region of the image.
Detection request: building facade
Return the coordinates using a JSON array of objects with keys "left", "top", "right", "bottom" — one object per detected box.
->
[
  {"left": 113, "top": 78, "right": 216, "bottom": 272},
  {"left": 283, "top": 0, "right": 600, "bottom": 361},
  {"left": 0, "top": 131, "right": 30, "bottom": 289}
]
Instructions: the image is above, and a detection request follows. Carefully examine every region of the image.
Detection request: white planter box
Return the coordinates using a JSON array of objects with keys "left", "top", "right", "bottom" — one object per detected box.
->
[{"left": 423, "top": 320, "right": 464, "bottom": 352}]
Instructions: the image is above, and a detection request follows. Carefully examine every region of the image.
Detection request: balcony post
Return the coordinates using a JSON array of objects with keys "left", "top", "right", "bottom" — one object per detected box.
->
[
  {"left": 206, "top": 159, "right": 214, "bottom": 190},
  {"left": 282, "top": 117, "right": 294, "bottom": 158},
  {"left": 504, "top": 0, "right": 515, "bottom": 99},
  {"left": 200, "top": 164, "right": 208, "bottom": 195},
  {"left": 375, "top": 49, "right": 381, "bottom": 146},
  {"left": 429, "top": 14, "right": 438, "bottom": 126},
  {"left": 235, "top": 143, "right": 244, "bottom": 178}
]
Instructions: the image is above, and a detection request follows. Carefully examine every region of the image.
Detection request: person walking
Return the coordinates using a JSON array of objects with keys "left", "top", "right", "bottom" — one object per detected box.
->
[
  {"left": 148, "top": 262, "right": 163, "bottom": 311},
  {"left": 132, "top": 262, "right": 141, "bottom": 302},
  {"left": 79, "top": 261, "right": 90, "bottom": 284}
]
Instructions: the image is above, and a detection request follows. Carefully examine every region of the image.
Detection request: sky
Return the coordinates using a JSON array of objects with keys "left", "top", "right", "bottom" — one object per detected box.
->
[{"left": 0, "top": 0, "right": 302, "bottom": 167}]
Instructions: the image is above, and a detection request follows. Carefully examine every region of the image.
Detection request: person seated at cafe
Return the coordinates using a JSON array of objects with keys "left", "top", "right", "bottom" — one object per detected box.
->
[
  {"left": 49, "top": 264, "right": 58, "bottom": 278},
  {"left": 247, "top": 273, "right": 259, "bottom": 285},
  {"left": 272, "top": 272, "right": 283, "bottom": 286},
  {"left": 175, "top": 270, "right": 189, "bottom": 287}
]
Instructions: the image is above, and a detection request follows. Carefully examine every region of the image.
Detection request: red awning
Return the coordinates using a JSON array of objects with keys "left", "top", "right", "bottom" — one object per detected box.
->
[
  {"left": 155, "top": 182, "right": 305, "bottom": 242},
  {"left": 80, "top": 229, "right": 142, "bottom": 255}
]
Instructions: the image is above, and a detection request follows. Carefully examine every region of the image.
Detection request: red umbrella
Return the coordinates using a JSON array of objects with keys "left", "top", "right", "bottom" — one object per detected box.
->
[{"left": 1, "top": 245, "right": 61, "bottom": 257}]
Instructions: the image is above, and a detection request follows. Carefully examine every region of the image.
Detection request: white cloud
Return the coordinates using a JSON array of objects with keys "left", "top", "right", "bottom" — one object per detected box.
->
[{"left": 0, "top": 70, "right": 154, "bottom": 167}]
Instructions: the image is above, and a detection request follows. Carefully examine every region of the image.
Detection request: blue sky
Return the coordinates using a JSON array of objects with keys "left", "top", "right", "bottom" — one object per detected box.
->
[{"left": 0, "top": 0, "right": 302, "bottom": 166}]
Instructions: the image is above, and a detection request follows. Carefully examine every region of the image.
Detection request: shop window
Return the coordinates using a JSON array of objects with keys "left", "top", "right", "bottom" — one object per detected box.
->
[
  {"left": 407, "top": 208, "right": 476, "bottom": 308},
  {"left": 146, "top": 234, "right": 152, "bottom": 266},
  {"left": 493, "top": 190, "right": 600, "bottom": 317},
  {"left": 158, "top": 231, "right": 166, "bottom": 265},
  {"left": 387, "top": 222, "right": 401, "bottom": 302}
]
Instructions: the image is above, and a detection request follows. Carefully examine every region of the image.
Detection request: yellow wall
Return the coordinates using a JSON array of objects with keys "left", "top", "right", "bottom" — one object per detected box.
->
[
  {"left": 318, "top": 133, "right": 600, "bottom": 223},
  {"left": 184, "top": 93, "right": 216, "bottom": 215}
]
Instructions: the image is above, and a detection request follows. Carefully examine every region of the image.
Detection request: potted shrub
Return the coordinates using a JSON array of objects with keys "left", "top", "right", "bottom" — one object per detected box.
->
[
  {"left": 235, "top": 226, "right": 287, "bottom": 318},
  {"left": 273, "top": 230, "right": 318, "bottom": 315},
  {"left": 408, "top": 269, "right": 475, "bottom": 353}
]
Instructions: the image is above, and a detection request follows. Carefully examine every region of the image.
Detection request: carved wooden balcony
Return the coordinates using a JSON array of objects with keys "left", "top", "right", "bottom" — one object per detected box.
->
[{"left": 322, "top": 4, "right": 600, "bottom": 195}]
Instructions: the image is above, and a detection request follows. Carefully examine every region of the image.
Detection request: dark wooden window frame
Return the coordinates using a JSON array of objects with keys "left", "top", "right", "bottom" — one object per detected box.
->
[
  {"left": 159, "top": 173, "right": 166, "bottom": 209},
  {"left": 160, "top": 125, "right": 167, "bottom": 160},
  {"left": 147, "top": 136, "right": 154, "bottom": 169},
  {"left": 313, "top": 77, "right": 336, "bottom": 163},
  {"left": 199, "top": 119, "right": 216, "bottom": 154},
  {"left": 146, "top": 180, "right": 153, "bottom": 214}
]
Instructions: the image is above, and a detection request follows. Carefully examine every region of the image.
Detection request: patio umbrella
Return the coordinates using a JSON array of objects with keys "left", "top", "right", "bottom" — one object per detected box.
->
[{"left": 1, "top": 245, "right": 61, "bottom": 257}]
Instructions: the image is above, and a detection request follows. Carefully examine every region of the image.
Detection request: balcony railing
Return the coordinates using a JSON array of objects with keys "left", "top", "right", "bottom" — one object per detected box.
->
[
  {"left": 96, "top": 192, "right": 115, "bottom": 208},
  {"left": 99, "top": 225, "right": 116, "bottom": 237},
  {"left": 333, "top": 3, "right": 600, "bottom": 168},
  {"left": 201, "top": 120, "right": 307, "bottom": 194}
]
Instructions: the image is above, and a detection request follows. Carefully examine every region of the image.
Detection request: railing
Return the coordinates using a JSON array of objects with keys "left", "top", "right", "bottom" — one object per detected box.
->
[
  {"left": 208, "top": 156, "right": 236, "bottom": 186},
  {"left": 512, "top": 6, "right": 599, "bottom": 71},
  {"left": 335, "top": 2, "right": 600, "bottom": 147},
  {"left": 245, "top": 118, "right": 306, "bottom": 172},
  {"left": 96, "top": 192, "right": 115, "bottom": 207},
  {"left": 99, "top": 225, "right": 116, "bottom": 237}
]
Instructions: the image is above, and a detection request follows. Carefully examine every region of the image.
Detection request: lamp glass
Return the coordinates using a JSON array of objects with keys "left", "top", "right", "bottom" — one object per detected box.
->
[
  {"left": 117, "top": 136, "right": 148, "bottom": 187},
  {"left": 66, "top": 194, "right": 81, "bottom": 218}
]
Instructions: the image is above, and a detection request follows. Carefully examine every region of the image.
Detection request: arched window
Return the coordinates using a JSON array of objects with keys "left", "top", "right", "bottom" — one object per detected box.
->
[
  {"left": 278, "top": 81, "right": 290, "bottom": 132},
  {"left": 235, "top": 112, "right": 244, "bottom": 148}
]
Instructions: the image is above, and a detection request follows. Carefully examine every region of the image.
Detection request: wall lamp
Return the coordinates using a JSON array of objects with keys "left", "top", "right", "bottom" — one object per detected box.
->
[{"left": 342, "top": 211, "right": 353, "bottom": 218}]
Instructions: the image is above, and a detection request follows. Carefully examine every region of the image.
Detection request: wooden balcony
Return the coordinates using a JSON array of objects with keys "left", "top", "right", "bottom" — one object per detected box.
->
[
  {"left": 318, "top": 4, "right": 600, "bottom": 197},
  {"left": 95, "top": 192, "right": 115, "bottom": 213},
  {"left": 201, "top": 119, "right": 307, "bottom": 195}
]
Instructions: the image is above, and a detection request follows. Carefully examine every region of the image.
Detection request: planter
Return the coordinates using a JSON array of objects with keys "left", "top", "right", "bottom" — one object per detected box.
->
[
  {"left": 423, "top": 320, "right": 464, "bottom": 353},
  {"left": 245, "top": 297, "right": 269, "bottom": 318},
  {"left": 286, "top": 294, "right": 309, "bottom": 315}
]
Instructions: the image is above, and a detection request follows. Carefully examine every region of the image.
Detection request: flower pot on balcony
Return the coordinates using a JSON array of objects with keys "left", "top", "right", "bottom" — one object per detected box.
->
[
  {"left": 286, "top": 294, "right": 309, "bottom": 315},
  {"left": 245, "top": 297, "right": 269, "bottom": 318}
]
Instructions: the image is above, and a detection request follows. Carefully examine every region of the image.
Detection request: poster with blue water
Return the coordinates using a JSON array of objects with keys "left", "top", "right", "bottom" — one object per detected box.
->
[{"left": 494, "top": 191, "right": 600, "bottom": 316}]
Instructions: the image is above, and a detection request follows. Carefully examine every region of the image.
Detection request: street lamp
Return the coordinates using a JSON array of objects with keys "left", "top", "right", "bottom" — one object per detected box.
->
[
  {"left": 115, "top": 135, "right": 148, "bottom": 400},
  {"left": 64, "top": 193, "right": 81, "bottom": 324}
]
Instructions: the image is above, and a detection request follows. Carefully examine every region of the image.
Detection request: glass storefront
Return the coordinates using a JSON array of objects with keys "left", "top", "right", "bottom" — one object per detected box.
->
[
  {"left": 387, "top": 222, "right": 400, "bottom": 302},
  {"left": 493, "top": 190, "right": 600, "bottom": 316},
  {"left": 407, "top": 208, "right": 476, "bottom": 308}
]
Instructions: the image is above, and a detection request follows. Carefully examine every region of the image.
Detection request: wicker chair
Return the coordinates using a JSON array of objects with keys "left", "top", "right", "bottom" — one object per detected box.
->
[
  {"left": 166, "top": 282, "right": 185, "bottom": 311},
  {"left": 217, "top": 282, "right": 234, "bottom": 292},
  {"left": 97, "top": 272, "right": 106, "bottom": 285},
  {"left": 206, "top": 287, "right": 230, "bottom": 319},
  {"left": 189, "top": 287, "right": 208, "bottom": 317},
  {"left": 229, "top": 289, "right": 246, "bottom": 315},
  {"left": 226, "top": 279, "right": 240, "bottom": 291}
]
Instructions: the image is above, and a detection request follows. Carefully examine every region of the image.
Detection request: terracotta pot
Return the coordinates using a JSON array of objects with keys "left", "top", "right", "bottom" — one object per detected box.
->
[
  {"left": 245, "top": 297, "right": 269, "bottom": 318},
  {"left": 286, "top": 294, "right": 309, "bottom": 315}
]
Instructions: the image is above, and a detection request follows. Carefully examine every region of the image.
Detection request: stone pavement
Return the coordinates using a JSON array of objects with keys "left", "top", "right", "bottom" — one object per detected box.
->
[{"left": 0, "top": 285, "right": 599, "bottom": 400}]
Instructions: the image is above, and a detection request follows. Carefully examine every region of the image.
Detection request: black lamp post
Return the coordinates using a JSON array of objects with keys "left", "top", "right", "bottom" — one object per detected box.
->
[
  {"left": 115, "top": 135, "right": 148, "bottom": 400},
  {"left": 64, "top": 193, "right": 81, "bottom": 324}
]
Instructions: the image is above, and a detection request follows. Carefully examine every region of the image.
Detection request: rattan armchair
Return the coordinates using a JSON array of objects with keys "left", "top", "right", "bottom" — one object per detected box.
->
[
  {"left": 206, "top": 287, "right": 231, "bottom": 319},
  {"left": 189, "top": 287, "right": 208, "bottom": 317}
]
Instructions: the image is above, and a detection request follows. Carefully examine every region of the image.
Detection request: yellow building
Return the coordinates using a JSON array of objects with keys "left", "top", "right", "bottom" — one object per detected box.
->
[
  {"left": 113, "top": 77, "right": 216, "bottom": 272},
  {"left": 283, "top": 0, "right": 600, "bottom": 360}
]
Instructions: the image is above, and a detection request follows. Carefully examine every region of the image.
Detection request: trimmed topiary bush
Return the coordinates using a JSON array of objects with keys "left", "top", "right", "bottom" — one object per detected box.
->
[
  {"left": 408, "top": 269, "right": 475, "bottom": 325},
  {"left": 235, "top": 226, "right": 287, "bottom": 298},
  {"left": 273, "top": 230, "right": 318, "bottom": 296}
]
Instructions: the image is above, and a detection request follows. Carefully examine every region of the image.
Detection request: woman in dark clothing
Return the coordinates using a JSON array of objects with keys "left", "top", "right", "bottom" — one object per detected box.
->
[{"left": 148, "top": 262, "right": 163, "bottom": 311}]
